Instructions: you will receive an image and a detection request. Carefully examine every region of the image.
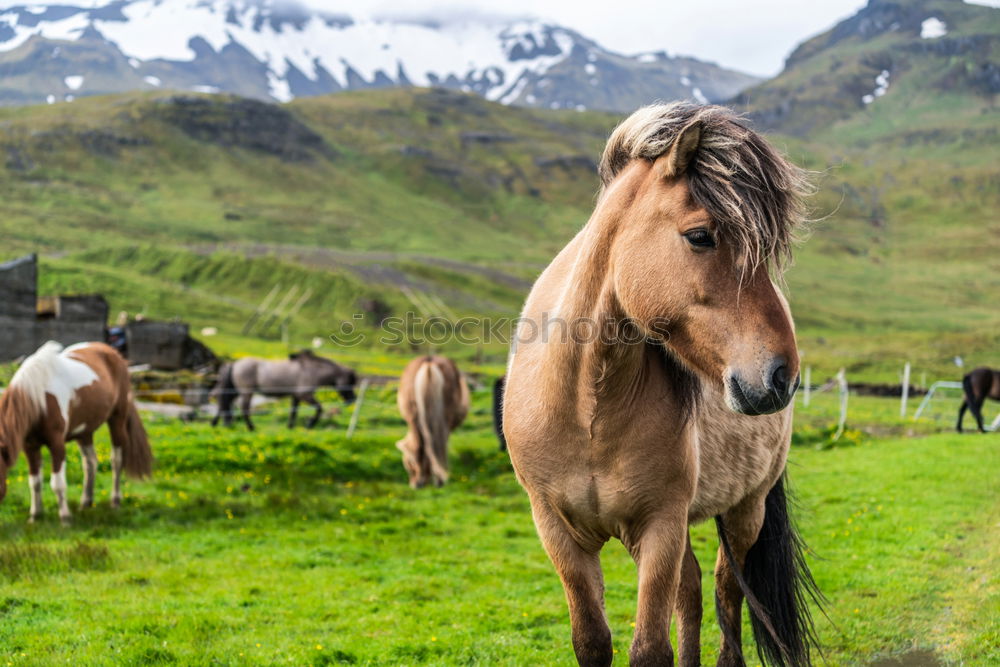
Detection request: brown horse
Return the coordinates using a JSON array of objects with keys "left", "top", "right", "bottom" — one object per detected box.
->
[
  {"left": 504, "top": 103, "right": 820, "bottom": 666},
  {"left": 396, "top": 355, "right": 469, "bottom": 488},
  {"left": 0, "top": 341, "right": 153, "bottom": 523},
  {"left": 957, "top": 367, "right": 1000, "bottom": 433}
]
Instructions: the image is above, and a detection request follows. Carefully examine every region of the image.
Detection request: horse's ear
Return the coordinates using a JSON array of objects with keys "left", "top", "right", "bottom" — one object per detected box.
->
[{"left": 656, "top": 120, "right": 701, "bottom": 180}]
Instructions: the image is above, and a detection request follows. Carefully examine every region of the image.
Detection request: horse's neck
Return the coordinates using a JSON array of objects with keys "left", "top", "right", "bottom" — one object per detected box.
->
[
  {"left": 539, "top": 212, "right": 649, "bottom": 415},
  {"left": 0, "top": 387, "right": 39, "bottom": 454}
]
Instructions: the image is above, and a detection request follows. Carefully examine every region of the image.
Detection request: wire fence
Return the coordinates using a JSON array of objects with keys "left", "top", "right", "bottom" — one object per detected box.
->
[
  {"left": 135, "top": 380, "right": 502, "bottom": 438},
  {"left": 132, "top": 364, "right": 999, "bottom": 440}
]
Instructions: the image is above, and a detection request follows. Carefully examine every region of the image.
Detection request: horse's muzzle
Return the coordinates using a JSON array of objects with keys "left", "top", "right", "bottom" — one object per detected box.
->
[{"left": 726, "top": 360, "right": 798, "bottom": 416}]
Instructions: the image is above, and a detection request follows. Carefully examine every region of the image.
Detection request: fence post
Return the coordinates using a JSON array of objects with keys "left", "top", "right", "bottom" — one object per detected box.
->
[
  {"left": 803, "top": 366, "right": 812, "bottom": 407},
  {"left": 900, "top": 362, "right": 911, "bottom": 418},
  {"left": 345, "top": 378, "right": 370, "bottom": 439},
  {"left": 833, "top": 368, "right": 848, "bottom": 441}
]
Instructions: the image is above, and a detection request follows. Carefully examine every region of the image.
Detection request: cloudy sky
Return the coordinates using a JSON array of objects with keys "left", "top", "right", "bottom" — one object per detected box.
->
[{"left": 357, "top": 0, "right": 870, "bottom": 76}]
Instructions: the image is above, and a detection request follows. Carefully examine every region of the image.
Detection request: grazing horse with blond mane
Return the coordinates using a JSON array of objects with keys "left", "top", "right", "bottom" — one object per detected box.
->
[
  {"left": 0, "top": 341, "right": 152, "bottom": 523},
  {"left": 396, "top": 355, "right": 469, "bottom": 488},
  {"left": 504, "top": 103, "right": 821, "bottom": 667}
]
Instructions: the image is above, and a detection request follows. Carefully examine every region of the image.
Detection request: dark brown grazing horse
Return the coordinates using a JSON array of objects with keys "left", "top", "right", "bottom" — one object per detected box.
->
[
  {"left": 504, "top": 103, "right": 821, "bottom": 666},
  {"left": 493, "top": 375, "right": 507, "bottom": 451},
  {"left": 212, "top": 350, "right": 357, "bottom": 430},
  {"left": 957, "top": 367, "right": 1000, "bottom": 433},
  {"left": 396, "top": 355, "right": 469, "bottom": 488},
  {"left": 0, "top": 341, "right": 153, "bottom": 523}
]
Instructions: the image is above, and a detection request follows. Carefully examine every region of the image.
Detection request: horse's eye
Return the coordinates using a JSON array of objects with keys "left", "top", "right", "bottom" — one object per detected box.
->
[{"left": 683, "top": 229, "right": 716, "bottom": 249}]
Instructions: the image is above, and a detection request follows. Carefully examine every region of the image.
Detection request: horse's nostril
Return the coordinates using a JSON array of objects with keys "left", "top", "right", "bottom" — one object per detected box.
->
[{"left": 770, "top": 362, "right": 789, "bottom": 397}]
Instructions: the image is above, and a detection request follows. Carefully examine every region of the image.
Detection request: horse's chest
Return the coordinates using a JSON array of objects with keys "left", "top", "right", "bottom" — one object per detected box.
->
[
  {"left": 687, "top": 410, "right": 789, "bottom": 522},
  {"left": 532, "top": 426, "right": 698, "bottom": 543}
]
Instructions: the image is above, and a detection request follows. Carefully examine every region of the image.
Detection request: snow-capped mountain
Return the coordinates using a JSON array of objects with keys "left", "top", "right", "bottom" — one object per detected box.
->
[{"left": 0, "top": 0, "right": 760, "bottom": 109}]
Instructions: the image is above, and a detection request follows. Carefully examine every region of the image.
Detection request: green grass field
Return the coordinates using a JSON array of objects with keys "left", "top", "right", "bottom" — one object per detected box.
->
[{"left": 0, "top": 389, "right": 996, "bottom": 666}]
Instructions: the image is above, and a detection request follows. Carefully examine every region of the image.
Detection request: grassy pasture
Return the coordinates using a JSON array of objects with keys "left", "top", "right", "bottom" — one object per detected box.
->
[{"left": 0, "top": 389, "right": 996, "bottom": 666}]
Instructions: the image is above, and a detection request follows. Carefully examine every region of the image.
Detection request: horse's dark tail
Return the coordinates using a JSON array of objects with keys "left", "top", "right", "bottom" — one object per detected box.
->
[
  {"left": 716, "top": 476, "right": 823, "bottom": 667},
  {"left": 123, "top": 401, "right": 154, "bottom": 479},
  {"left": 213, "top": 363, "right": 237, "bottom": 426},
  {"left": 493, "top": 376, "right": 507, "bottom": 451}
]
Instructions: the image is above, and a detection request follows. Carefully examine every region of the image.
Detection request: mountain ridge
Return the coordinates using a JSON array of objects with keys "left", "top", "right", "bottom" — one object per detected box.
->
[
  {"left": 0, "top": 0, "right": 760, "bottom": 110},
  {"left": 733, "top": 0, "right": 1000, "bottom": 135}
]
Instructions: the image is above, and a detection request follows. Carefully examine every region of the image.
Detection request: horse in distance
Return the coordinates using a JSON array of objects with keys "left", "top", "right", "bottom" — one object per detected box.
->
[
  {"left": 504, "top": 102, "right": 821, "bottom": 666},
  {"left": 211, "top": 349, "right": 357, "bottom": 431},
  {"left": 493, "top": 375, "right": 507, "bottom": 451},
  {"left": 396, "top": 355, "right": 469, "bottom": 489},
  {"left": 957, "top": 366, "right": 1000, "bottom": 433},
  {"left": 0, "top": 341, "right": 153, "bottom": 523}
]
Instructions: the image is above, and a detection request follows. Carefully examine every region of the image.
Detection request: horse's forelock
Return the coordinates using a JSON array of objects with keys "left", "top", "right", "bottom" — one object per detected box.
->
[{"left": 599, "top": 102, "right": 812, "bottom": 273}]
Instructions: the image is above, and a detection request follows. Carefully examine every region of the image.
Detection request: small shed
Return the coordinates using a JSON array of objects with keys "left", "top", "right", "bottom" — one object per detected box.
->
[
  {"left": 0, "top": 254, "right": 108, "bottom": 361},
  {"left": 126, "top": 320, "right": 217, "bottom": 371}
]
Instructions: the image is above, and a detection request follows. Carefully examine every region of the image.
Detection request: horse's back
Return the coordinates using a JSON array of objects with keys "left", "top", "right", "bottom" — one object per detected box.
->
[{"left": 57, "top": 342, "right": 128, "bottom": 433}]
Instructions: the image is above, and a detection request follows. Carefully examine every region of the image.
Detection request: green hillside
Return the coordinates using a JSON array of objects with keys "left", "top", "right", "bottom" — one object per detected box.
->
[
  {"left": 1, "top": 27, "right": 998, "bottom": 383},
  {"left": 736, "top": 0, "right": 1000, "bottom": 381}
]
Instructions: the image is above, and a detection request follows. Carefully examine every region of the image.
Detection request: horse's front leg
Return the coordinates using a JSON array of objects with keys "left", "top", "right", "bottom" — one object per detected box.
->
[
  {"left": 626, "top": 512, "right": 689, "bottom": 667},
  {"left": 25, "top": 445, "right": 44, "bottom": 522},
  {"left": 533, "top": 501, "right": 612, "bottom": 667},
  {"left": 77, "top": 434, "right": 98, "bottom": 509},
  {"left": 288, "top": 397, "right": 300, "bottom": 429},
  {"left": 47, "top": 438, "right": 72, "bottom": 524},
  {"left": 676, "top": 532, "right": 703, "bottom": 667},
  {"left": 304, "top": 394, "right": 323, "bottom": 429}
]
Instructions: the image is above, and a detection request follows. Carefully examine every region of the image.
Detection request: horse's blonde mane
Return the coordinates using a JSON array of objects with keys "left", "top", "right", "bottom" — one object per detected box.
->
[{"left": 599, "top": 102, "right": 812, "bottom": 273}]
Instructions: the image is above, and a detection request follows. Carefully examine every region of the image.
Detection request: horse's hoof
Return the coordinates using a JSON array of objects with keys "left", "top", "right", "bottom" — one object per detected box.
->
[
  {"left": 28, "top": 513, "right": 42, "bottom": 523},
  {"left": 59, "top": 514, "right": 72, "bottom": 526},
  {"left": 111, "top": 498, "right": 122, "bottom": 509},
  {"left": 80, "top": 498, "right": 93, "bottom": 510}
]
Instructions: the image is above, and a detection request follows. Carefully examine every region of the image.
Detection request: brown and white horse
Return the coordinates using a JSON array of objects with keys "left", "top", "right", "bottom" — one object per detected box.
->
[
  {"left": 396, "top": 355, "right": 469, "bottom": 488},
  {"left": 0, "top": 341, "right": 153, "bottom": 523},
  {"left": 504, "top": 103, "right": 820, "bottom": 666}
]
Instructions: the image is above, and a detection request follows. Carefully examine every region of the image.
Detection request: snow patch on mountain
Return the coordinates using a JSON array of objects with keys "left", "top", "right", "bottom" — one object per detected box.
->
[
  {"left": 0, "top": 0, "right": 576, "bottom": 100},
  {"left": 920, "top": 17, "right": 946, "bottom": 39},
  {"left": 862, "top": 69, "right": 890, "bottom": 105},
  {"left": 0, "top": 0, "right": 761, "bottom": 109}
]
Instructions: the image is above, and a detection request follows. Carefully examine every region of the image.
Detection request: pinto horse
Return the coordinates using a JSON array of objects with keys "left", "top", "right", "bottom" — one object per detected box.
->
[
  {"left": 0, "top": 341, "right": 153, "bottom": 523},
  {"left": 957, "top": 367, "right": 1000, "bottom": 433},
  {"left": 395, "top": 355, "right": 469, "bottom": 488},
  {"left": 504, "top": 103, "right": 821, "bottom": 667}
]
